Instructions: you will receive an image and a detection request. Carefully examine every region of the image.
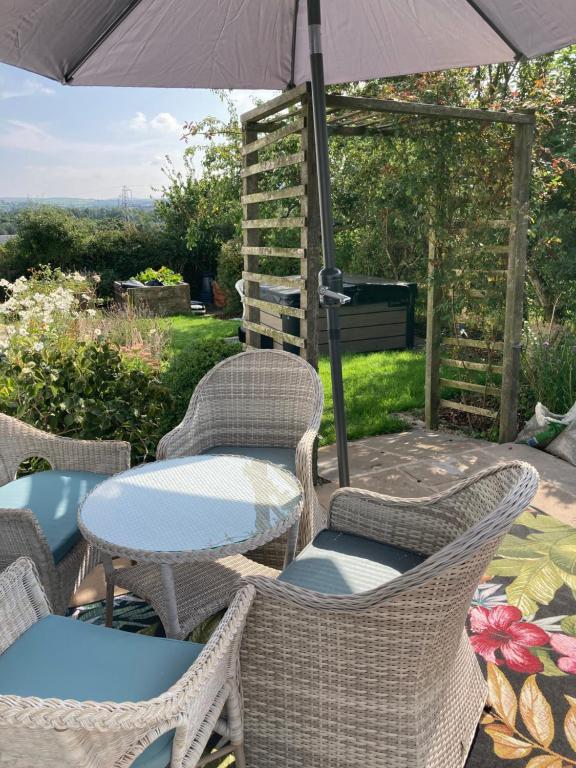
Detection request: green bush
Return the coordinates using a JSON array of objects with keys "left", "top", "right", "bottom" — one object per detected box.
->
[
  {"left": 161, "top": 338, "right": 242, "bottom": 421},
  {"left": 216, "top": 239, "right": 243, "bottom": 316},
  {"left": 0, "top": 339, "right": 173, "bottom": 464},
  {"left": 134, "top": 266, "right": 183, "bottom": 285}
]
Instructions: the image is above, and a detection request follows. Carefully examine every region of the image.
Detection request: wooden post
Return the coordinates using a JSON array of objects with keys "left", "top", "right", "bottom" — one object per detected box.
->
[
  {"left": 301, "top": 86, "right": 321, "bottom": 369},
  {"left": 425, "top": 226, "right": 442, "bottom": 429},
  {"left": 499, "top": 119, "right": 535, "bottom": 442},
  {"left": 242, "top": 125, "right": 261, "bottom": 349}
]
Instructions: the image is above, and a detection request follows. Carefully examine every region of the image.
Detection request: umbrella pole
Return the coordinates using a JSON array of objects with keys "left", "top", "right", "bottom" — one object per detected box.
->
[{"left": 307, "top": 0, "right": 350, "bottom": 487}]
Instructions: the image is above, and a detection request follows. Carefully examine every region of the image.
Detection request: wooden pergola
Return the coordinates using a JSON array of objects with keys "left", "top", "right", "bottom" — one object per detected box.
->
[{"left": 240, "top": 84, "right": 535, "bottom": 442}]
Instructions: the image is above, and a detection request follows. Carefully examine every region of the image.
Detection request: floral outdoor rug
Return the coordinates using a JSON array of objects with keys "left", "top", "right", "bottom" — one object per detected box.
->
[
  {"left": 72, "top": 507, "right": 576, "bottom": 768},
  {"left": 466, "top": 508, "right": 576, "bottom": 768}
]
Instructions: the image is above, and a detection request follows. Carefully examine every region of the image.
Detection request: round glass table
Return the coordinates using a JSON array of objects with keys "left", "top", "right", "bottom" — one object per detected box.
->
[{"left": 79, "top": 455, "right": 303, "bottom": 637}]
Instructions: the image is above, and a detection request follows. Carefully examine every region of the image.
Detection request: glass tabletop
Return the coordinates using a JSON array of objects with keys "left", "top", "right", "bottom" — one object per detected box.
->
[{"left": 79, "top": 454, "right": 302, "bottom": 557}]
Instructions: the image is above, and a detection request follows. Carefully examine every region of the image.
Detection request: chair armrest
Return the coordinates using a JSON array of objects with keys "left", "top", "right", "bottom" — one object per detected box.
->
[
  {"left": 0, "top": 415, "right": 130, "bottom": 483},
  {"left": 44, "top": 434, "right": 130, "bottom": 476},
  {"left": 0, "top": 558, "right": 51, "bottom": 655},
  {"left": 295, "top": 427, "right": 325, "bottom": 546},
  {"left": 157, "top": 407, "right": 215, "bottom": 460},
  {"left": 0, "top": 509, "right": 61, "bottom": 614}
]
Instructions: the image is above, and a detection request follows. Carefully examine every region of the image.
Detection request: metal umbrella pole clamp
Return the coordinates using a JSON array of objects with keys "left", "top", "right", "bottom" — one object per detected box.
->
[{"left": 307, "top": 0, "right": 350, "bottom": 487}]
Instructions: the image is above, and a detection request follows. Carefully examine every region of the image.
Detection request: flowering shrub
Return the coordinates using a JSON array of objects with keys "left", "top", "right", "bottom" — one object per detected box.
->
[
  {"left": 0, "top": 266, "right": 173, "bottom": 463},
  {"left": 0, "top": 266, "right": 98, "bottom": 349},
  {"left": 0, "top": 266, "right": 168, "bottom": 364}
]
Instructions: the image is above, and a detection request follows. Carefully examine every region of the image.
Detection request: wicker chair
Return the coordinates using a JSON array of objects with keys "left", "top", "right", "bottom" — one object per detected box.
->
[
  {"left": 239, "top": 460, "right": 539, "bottom": 768},
  {"left": 0, "top": 557, "right": 255, "bottom": 768},
  {"left": 0, "top": 414, "right": 130, "bottom": 614},
  {"left": 112, "top": 350, "right": 324, "bottom": 637}
]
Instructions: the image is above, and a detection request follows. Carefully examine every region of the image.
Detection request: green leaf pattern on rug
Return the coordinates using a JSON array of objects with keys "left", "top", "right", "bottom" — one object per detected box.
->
[
  {"left": 487, "top": 512, "right": 576, "bottom": 616},
  {"left": 561, "top": 616, "right": 576, "bottom": 636},
  {"left": 530, "top": 648, "right": 569, "bottom": 678}
]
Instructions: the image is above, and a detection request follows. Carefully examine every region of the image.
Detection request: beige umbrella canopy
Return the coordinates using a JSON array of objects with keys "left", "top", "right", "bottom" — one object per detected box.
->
[
  {"left": 1, "top": 0, "right": 576, "bottom": 486},
  {"left": 0, "top": 0, "right": 575, "bottom": 89}
]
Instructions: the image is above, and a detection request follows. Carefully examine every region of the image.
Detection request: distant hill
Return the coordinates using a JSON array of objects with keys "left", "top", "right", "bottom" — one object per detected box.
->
[{"left": 0, "top": 197, "right": 156, "bottom": 211}]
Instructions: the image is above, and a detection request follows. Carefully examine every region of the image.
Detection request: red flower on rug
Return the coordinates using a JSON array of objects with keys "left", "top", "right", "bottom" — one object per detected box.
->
[
  {"left": 550, "top": 633, "right": 576, "bottom": 674},
  {"left": 469, "top": 605, "right": 549, "bottom": 673}
]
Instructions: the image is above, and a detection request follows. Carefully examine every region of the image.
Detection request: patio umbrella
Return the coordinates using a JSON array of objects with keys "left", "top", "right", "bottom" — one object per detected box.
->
[{"left": 1, "top": 0, "right": 576, "bottom": 487}]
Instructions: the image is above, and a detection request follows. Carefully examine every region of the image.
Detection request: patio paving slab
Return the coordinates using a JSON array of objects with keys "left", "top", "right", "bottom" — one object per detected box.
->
[{"left": 317, "top": 428, "right": 576, "bottom": 526}]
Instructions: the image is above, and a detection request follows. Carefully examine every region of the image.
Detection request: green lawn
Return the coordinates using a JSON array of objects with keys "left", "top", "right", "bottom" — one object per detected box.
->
[
  {"left": 161, "top": 314, "right": 240, "bottom": 353},
  {"left": 318, "top": 350, "right": 425, "bottom": 445},
  {"left": 162, "top": 314, "right": 425, "bottom": 445}
]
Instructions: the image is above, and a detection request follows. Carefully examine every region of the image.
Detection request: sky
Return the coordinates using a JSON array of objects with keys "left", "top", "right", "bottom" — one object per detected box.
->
[{"left": 0, "top": 62, "right": 277, "bottom": 200}]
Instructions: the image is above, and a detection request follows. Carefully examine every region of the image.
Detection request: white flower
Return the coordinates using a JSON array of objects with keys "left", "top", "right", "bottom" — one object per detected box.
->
[
  {"left": 33, "top": 341, "right": 44, "bottom": 352},
  {"left": 94, "top": 328, "right": 102, "bottom": 337},
  {"left": 19, "top": 327, "right": 29, "bottom": 337},
  {"left": 87, "top": 309, "right": 97, "bottom": 317},
  {"left": 149, "top": 328, "right": 157, "bottom": 335},
  {"left": 470, "top": 582, "right": 507, "bottom": 609},
  {"left": 532, "top": 615, "right": 568, "bottom": 633}
]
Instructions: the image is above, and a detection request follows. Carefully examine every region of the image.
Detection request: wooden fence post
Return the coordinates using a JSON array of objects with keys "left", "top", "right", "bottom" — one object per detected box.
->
[
  {"left": 499, "top": 119, "right": 535, "bottom": 443},
  {"left": 425, "top": 226, "right": 442, "bottom": 429}
]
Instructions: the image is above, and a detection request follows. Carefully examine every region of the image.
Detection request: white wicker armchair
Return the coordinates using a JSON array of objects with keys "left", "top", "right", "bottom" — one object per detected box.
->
[
  {"left": 239, "top": 461, "right": 539, "bottom": 768},
  {"left": 0, "top": 557, "right": 255, "bottom": 768},
  {"left": 156, "top": 349, "right": 324, "bottom": 559},
  {"left": 0, "top": 414, "right": 130, "bottom": 614},
  {"left": 112, "top": 350, "right": 324, "bottom": 638}
]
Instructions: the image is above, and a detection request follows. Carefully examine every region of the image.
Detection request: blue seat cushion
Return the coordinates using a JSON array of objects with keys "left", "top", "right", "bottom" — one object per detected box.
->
[
  {"left": 0, "top": 470, "right": 108, "bottom": 563},
  {"left": 202, "top": 446, "right": 296, "bottom": 474},
  {"left": 0, "top": 615, "right": 204, "bottom": 768},
  {"left": 279, "top": 529, "right": 426, "bottom": 595}
]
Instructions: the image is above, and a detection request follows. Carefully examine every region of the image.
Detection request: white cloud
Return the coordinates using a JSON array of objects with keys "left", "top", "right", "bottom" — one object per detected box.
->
[
  {"left": 0, "top": 119, "right": 139, "bottom": 156},
  {"left": 0, "top": 117, "right": 187, "bottom": 198},
  {"left": 0, "top": 78, "right": 55, "bottom": 100},
  {"left": 128, "top": 111, "right": 182, "bottom": 136}
]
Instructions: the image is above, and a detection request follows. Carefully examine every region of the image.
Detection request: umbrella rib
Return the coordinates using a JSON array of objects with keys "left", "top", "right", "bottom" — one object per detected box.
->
[
  {"left": 288, "top": 0, "right": 300, "bottom": 88},
  {"left": 462, "top": 0, "right": 524, "bottom": 60},
  {"left": 63, "top": 0, "right": 146, "bottom": 83}
]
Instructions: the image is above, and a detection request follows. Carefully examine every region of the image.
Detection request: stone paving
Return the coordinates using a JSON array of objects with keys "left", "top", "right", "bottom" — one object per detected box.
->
[{"left": 317, "top": 428, "right": 576, "bottom": 527}]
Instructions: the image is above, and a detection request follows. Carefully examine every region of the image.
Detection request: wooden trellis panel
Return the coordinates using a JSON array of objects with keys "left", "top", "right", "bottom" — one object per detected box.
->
[
  {"left": 241, "top": 88, "right": 534, "bottom": 438},
  {"left": 425, "top": 120, "right": 535, "bottom": 441},
  {"left": 241, "top": 83, "right": 320, "bottom": 368}
]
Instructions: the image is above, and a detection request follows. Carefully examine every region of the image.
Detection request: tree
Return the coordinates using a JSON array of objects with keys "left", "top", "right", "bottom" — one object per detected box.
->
[{"left": 155, "top": 113, "right": 242, "bottom": 288}]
